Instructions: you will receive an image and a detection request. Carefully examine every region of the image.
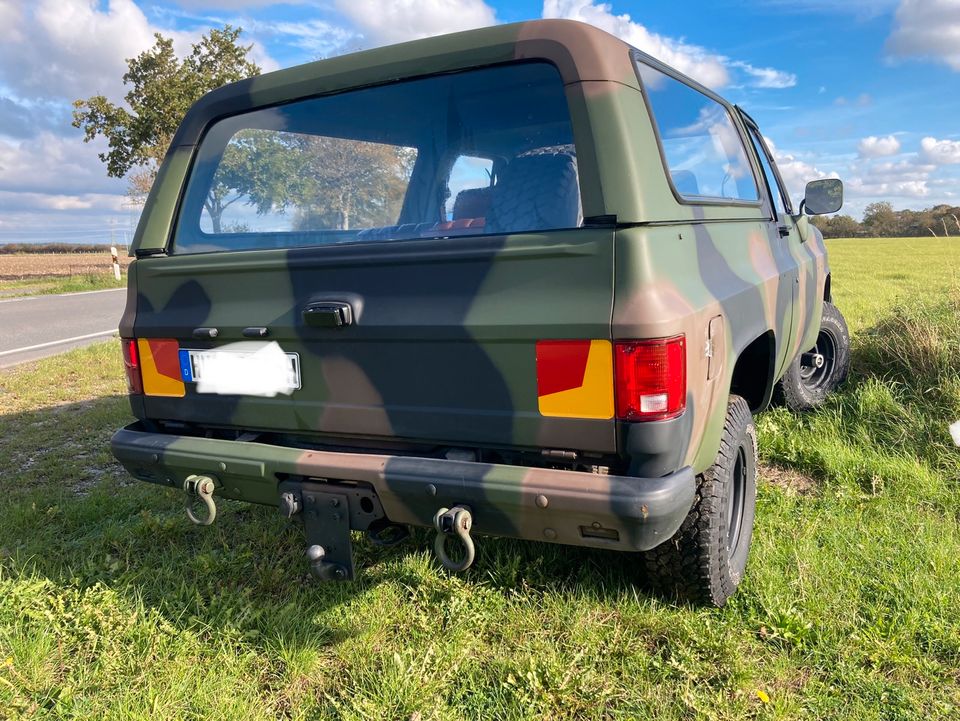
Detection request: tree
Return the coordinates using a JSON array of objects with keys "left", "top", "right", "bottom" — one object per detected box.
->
[
  {"left": 72, "top": 26, "right": 260, "bottom": 207},
  {"left": 811, "top": 213, "right": 861, "bottom": 239},
  {"left": 862, "top": 201, "right": 899, "bottom": 237},
  {"left": 292, "top": 138, "right": 416, "bottom": 231}
]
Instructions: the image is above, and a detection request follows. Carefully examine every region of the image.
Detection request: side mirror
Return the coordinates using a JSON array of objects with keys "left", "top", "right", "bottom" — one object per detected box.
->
[{"left": 802, "top": 178, "right": 843, "bottom": 215}]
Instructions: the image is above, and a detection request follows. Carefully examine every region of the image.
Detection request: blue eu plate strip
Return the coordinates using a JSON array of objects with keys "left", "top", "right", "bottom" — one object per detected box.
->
[{"left": 179, "top": 349, "right": 193, "bottom": 382}]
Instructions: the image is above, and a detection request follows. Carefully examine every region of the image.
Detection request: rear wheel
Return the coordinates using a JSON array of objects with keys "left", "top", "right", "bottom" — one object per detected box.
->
[
  {"left": 642, "top": 395, "right": 757, "bottom": 607},
  {"left": 776, "top": 302, "right": 850, "bottom": 412}
]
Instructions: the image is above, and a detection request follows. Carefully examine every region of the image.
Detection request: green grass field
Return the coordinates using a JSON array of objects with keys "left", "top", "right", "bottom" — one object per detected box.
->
[
  {"left": 1, "top": 238, "right": 958, "bottom": 720},
  {"left": 0, "top": 274, "right": 125, "bottom": 298}
]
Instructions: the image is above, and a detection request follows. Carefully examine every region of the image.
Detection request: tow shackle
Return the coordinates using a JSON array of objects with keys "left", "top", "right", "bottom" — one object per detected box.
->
[
  {"left": 432, "top": 505, "right": 475, "bottom": 572},
  {"left": 184, "top": 474, "right": 217, "bottom": 526}
]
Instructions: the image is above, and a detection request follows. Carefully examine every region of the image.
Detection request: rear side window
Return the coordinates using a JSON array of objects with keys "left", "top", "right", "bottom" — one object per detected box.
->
[
  {"left": 636, "top": 60, "right": 759, "bottom": 203},
  {"left": 173, "top": 62, "right": 581, "bottom": 254}
]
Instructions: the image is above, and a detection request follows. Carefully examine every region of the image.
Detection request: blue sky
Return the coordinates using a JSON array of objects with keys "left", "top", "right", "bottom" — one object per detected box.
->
[{"left": 1, "top": 0, "right": 958, "bottom": 245}]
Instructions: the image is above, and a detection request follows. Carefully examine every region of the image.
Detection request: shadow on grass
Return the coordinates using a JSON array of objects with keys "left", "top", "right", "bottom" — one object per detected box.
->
[
  {"left": 0, "top": 394, "right": 668, "bottom": 659},
  {"left": 759, "top": 294, "right": 960, "bottom": 501}
]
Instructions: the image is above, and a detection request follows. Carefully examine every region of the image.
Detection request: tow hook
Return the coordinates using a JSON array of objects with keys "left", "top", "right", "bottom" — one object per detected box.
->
[
  {"left": 432, "top": 505, "right": 476, "bottom": 572},
  {"left": 306, "top": 544, "right": 349, "bottom": 581},
  {"left": 184, "top": 474, "right": 217, "bottom": 526}
]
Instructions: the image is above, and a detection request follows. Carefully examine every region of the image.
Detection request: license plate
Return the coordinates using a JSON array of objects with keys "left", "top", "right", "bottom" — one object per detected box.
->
[{"left": 179, "top": 346, "right": 301, "bottom": 394}]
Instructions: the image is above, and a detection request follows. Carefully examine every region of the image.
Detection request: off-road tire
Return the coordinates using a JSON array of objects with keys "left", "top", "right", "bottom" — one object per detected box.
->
[
  {"left": 775, "top": 302, "right": 850, "bottom": 412},
  {"left": 642, "top": 395, "right": 757, "bottom": 607},
  {"left": 487, "top": 145, "right": 581, "bottom": 233}
]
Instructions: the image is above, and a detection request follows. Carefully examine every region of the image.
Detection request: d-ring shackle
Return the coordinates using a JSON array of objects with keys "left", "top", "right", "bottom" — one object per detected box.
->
[
  {"left": 432, "top": 505, "right": 475, "bottom": 572},
  {"left": 184, "top": 474, "right": 217, "bottom": 526}
]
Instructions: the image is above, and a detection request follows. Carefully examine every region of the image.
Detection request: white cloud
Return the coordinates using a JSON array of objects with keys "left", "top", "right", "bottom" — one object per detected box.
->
[
  {"left": 0, "top": 1, "right": 276, "bottom": 104},
  {"left": 887, "top": 0, "right": 960, "bottom": 71},
  {"left": 846, "top": 177, "right": 930, "bottom": 198},
  {"left": 0, "top": 191, "right": 126, "bottom": 212},
  {"left": 543, "top": 1, "right": 798, "bottom": 90},
  {"left": 231, "top": 17, "right": 359, "bottom": 59},
  {"left": 764, "top": 137, "right": 836, "bottom": 202},
  {"left": 920, "top": 136, "right": 960, "bottom": 164},
  {"left": 333, "top": 0, "right": 496, "bottom": 47},
  {"left": 865, "top": 158, "right": 936, "bottom": 182},
  {"left": 730, "top": 61, "right": 797, "bottom": 89},
  {"left": 834, "top": 93, "right": 872, "bottom": 107},
  {"left": 0, "top": 132, "right": 125, "bottom": 197},
  {"left": 169, "top": 0, "right": 309, "bottom": 7},
  {"left": 858, "top": 134, "right": 902, "bottom": 157},
  {"left": 543, "top": 0, "right": 730, "bottom": 87},
  {"left": 0, "top": 1, "right": 193, "bottom": 104}
]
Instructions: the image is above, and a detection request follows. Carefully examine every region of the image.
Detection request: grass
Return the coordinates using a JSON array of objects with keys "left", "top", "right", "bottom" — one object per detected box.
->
[
  {"left": 826, "top": 236, "right": 960, "bottom": 331},
  {"left": 0, "top": 238, "right": 959, "bottom": 719},
  {"left": 0, "top": 273, "right": 124, "bottom": 298}
]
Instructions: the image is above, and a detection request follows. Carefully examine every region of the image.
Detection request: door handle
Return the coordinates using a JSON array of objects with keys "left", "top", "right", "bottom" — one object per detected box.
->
[{"left": 302, "top": 301, "right": 353, "bottom": 328}]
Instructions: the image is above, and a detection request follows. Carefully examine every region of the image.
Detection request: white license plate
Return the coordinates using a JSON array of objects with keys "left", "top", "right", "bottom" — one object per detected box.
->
[{"left": 180, "top": 345, "right": 301, "bottom": 395}]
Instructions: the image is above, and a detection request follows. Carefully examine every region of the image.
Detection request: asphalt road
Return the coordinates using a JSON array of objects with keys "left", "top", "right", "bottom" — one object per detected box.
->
[{"left": 0, "top": 288, "right": 125, "bottom": 369}]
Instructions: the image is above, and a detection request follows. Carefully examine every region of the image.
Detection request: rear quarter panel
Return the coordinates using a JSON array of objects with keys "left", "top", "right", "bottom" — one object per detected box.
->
[{"left": 613, "top": 221, "right": 796, "bottom": 475}]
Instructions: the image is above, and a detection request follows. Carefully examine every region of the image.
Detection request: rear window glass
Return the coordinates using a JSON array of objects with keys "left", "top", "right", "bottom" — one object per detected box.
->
[
  {"left": 173, "top": 62, "right": 581, "bottom": 254},
  {"left": 636, "top": 60, "right": 758, "bottom": 203}
]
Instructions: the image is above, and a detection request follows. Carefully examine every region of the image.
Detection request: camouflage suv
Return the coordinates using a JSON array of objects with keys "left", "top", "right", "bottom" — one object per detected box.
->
[{"left": 111, "top": 19, "right": 849, "bottom": 605}]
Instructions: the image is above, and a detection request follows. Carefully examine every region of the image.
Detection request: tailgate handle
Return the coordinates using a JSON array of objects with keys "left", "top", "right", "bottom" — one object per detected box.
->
[{"left": 302, "top": 301, "right": 353, "bottom": 328}]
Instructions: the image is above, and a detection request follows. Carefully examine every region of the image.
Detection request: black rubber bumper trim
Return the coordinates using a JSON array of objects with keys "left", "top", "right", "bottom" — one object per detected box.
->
[{"left": 111, "top": 424, "right": 695, "bottom": 552}]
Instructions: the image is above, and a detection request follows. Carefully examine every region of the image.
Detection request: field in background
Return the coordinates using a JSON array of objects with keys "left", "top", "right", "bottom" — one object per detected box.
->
[
  {"left": 0, "top": 252, "right": 130, "bottom": 297},
  {"left": 0, "top": 238, "right": 958, "bottom": 719},
  {"left": 827, "top": 237, "right": 960, "bottom": 331}
]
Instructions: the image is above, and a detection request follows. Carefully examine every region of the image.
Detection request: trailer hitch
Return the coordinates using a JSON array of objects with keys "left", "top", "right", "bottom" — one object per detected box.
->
[
  {"left": 183, "top": 474, "right": 217, "bottom": 526},
  {"left": 432, "top": 505, "right": 476, "bottom": 572}
]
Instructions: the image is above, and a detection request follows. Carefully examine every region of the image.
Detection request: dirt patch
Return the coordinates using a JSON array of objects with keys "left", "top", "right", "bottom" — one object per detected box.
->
[
  {"left": 760, "top": 463, "right": 817, "bottom": 495},
  {"left": 0, "top": 252, "right": 132, "bottom": 281}
]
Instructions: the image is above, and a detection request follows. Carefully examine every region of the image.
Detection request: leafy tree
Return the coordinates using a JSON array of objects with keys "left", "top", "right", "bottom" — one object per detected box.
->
[
  {"left": 72, "top": 26, "right": 260, "bottom": 212},
  {"left": 862, "top": 201, "right": 899, "bottom": 237},
  {"left": 811, "top": 214, "right": 861, "bottom": 239},
  {"left": 292, "top": 138, "right": 416, "bottom": 231}
]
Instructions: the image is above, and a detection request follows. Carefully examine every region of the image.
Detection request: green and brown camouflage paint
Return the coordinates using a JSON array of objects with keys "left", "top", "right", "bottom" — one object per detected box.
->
[{"left": 113, "top": 19, "right": 829, "bottom": 552}]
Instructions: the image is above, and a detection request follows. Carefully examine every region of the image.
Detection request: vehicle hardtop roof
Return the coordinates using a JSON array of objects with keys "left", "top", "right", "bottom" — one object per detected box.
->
[{"left": 169, "top": 19, "right": 640, "bottom": 149}]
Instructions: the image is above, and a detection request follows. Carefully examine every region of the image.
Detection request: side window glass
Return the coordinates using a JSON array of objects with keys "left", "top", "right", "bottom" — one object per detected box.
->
[
  {"left": 636, "top": 60, "right": 759, "bottom": 203},
  {"left": 747, "top": 129, "right": 787, "bottom": 216},
  {"left": 445, "top": 155, "right": 493, "bottom": 221}
]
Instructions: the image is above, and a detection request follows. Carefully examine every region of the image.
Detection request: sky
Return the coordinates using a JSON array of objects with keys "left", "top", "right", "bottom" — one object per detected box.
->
[{"left": 0, "top": 0, "right": 958, "bottom": 245}]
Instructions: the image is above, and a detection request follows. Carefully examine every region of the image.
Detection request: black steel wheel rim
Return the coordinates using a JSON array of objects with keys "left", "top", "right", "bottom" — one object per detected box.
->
[
  {"left": 799, "top": 327, "right": 838, "bottom": 391},
  {"left": 727, "top": 445, "right": 747, "bottom": 553}
]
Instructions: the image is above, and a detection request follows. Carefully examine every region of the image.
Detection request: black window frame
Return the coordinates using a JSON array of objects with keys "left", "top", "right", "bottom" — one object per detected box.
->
[{"left": 737, "top": 106, "right": 794, "bottom": 217}]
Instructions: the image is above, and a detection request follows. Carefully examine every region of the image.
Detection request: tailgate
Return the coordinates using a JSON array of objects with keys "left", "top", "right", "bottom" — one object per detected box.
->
[{"left": 133, "top": 230, "right": 616, "bottom": 454}]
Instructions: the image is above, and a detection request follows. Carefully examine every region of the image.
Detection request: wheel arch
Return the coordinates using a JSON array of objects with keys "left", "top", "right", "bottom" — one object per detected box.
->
[{"left": 729, "top": 330, "right": 776, "bottom": 414}]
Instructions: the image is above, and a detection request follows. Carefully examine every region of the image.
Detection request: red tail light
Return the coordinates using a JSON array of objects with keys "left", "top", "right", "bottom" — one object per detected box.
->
[
  {"left": 121, "top": 338, "right": 143, "bottom": 394},
  {"left": 614, "top": 336, "right": 686, "bottom": 421}
]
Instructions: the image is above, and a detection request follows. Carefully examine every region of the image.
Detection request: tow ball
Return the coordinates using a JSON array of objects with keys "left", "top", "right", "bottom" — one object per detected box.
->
[
  {"left": 432, "top": 505, "right": 476, "bottom": 572},
  {"left": 183, "top": 474, "right": 217, "bottom": 526}
]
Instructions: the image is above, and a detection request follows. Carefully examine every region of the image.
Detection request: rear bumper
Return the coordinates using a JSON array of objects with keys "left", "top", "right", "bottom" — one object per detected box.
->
[{"left": 111, "top": 424, "right": 695, "bottom": 552}]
